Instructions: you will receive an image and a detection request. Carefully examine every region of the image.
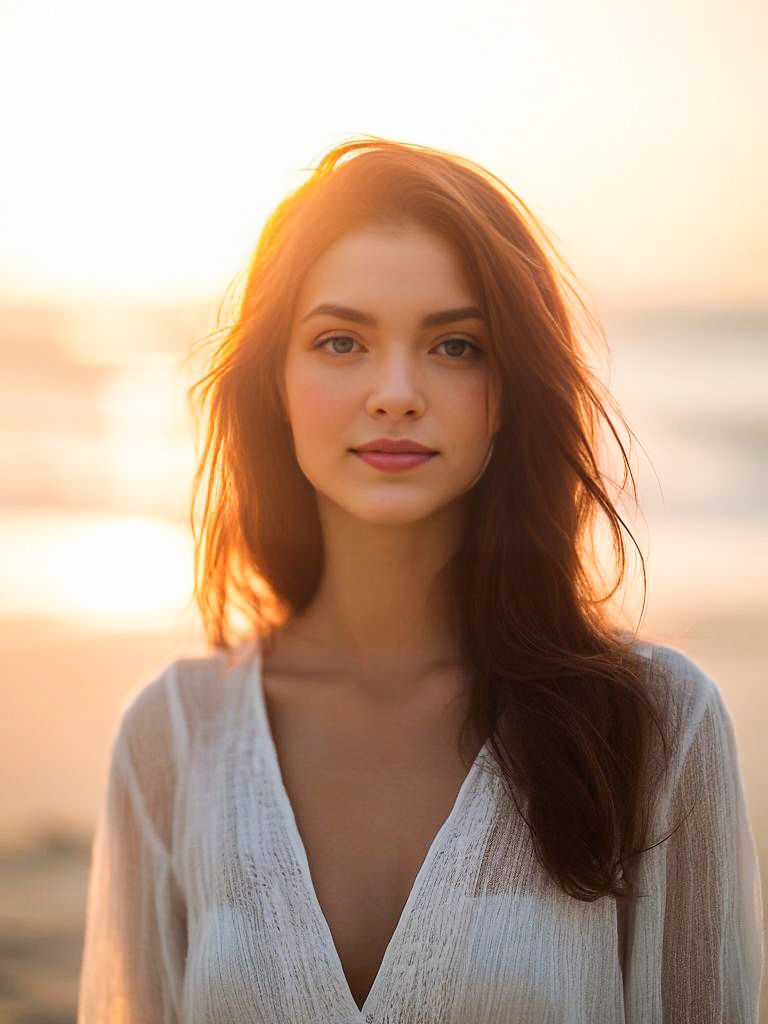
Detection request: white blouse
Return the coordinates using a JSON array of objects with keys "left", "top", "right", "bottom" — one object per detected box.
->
[{"left": 76, "top": 638, "right": 764, "bottom": 1023}]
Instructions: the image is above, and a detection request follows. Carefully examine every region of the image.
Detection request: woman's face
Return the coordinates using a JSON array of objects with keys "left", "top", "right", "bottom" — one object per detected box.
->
[{"left": 282, "top": 221, "right": 501, "bottom": 525}]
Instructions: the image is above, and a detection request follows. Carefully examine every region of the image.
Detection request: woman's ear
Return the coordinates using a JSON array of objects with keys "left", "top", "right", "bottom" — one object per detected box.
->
[
  {"left": 488, "top": 382, "right": 502, "bottom": 438},
  {"left": 276, "top": 375, "right": 291, "bottom": 424}
]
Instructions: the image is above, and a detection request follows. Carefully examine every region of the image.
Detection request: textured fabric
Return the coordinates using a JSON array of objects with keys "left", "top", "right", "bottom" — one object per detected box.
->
[{"left": 76, "top": 639, "right": 764, "bottom": 1023}]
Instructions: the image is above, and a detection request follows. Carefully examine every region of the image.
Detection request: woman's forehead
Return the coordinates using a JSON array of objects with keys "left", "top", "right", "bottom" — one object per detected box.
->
[{"left": 293, "top": 227, "right": 478, "bottom": 318}]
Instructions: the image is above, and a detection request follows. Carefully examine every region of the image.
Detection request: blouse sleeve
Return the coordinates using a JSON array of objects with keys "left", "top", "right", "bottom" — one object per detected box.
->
[
  {"left": 77, "top": 672, "right": 187, "bottom": 1023},
  {"left": 648, "top": 656, "right": 764, "bottom": 1020}
]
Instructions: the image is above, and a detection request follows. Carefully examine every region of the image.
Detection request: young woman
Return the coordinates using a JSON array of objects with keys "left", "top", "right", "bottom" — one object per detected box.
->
[{"left": 77, "top": 136, "right": 763, "bottom": 1022}]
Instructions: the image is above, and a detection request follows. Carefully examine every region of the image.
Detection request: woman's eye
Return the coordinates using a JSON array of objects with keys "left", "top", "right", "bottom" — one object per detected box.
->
[
  {"left": 435, "top": 337, "right": 480, "bottom": 359},
  {"left": 314, "top": 334, "right": 360, "bottom": 355},
  {"left": 313, "top": 334, "right": 481, "bottom": 359}
]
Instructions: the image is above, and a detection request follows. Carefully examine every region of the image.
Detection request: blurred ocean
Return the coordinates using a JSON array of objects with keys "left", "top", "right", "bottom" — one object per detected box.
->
[
  {"left": 0, "top": 301, "right": 766, "bottom": 1021},
  {"left": 603, "top": 309, "right": 767, "bottom": 518}
]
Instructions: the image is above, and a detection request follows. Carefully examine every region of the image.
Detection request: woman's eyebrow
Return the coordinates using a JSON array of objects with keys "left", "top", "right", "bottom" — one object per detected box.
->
[{"left": 299, "top": 303, "right": 485, "bottom": 327}]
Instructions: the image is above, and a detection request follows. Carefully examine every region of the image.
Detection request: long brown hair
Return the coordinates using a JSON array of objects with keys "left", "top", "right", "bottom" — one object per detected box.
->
[{"left": 185, "top": 135, "right": 678, "bottom": 903}]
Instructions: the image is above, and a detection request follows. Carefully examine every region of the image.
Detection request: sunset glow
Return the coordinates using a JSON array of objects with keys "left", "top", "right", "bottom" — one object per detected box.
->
[
  {"left": 0, "top": 0, "right": 765, "bottom": 307},
  {"left": 0, "top": 509, "right": 193, "bottom": 629}
]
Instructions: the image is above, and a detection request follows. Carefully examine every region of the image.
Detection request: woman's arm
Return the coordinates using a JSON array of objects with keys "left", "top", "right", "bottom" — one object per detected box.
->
[
  {"left": 619, "top": 647, "right": 763, "bottom": 1021},
  {"left": 77, "top": 677, "right": 187, "bottom": 1023},
  {"left": 620, "top": 648, "right": 764, "bottom": 1022},
  {"left": 657, "top": 672, "right": 763, "bottom": 1019}
]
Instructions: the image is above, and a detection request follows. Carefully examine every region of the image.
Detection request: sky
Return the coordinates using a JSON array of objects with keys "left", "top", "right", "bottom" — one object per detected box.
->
[{"left": 0, "top": 0, "right": 765, "bottom": 310}]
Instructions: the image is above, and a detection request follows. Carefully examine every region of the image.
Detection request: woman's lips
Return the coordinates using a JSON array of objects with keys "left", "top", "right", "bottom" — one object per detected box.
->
[{"left": 352, "top": 451, "right": 437, "bottom": 472}]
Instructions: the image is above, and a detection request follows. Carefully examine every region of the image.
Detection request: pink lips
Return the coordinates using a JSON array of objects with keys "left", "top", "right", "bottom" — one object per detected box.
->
[{"left": 352, "top": 451, "right": 437, "bottom": 472}]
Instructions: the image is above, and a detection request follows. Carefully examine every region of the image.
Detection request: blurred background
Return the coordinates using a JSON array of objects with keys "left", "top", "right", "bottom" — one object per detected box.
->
[{"left": 0, "top": 0, "right": 765, "bottom": 1019}]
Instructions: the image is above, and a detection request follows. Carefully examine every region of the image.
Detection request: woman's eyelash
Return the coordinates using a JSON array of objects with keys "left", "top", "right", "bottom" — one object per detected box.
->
[{"left": 313, "top": 334, "right": 481, "bottom": 358}]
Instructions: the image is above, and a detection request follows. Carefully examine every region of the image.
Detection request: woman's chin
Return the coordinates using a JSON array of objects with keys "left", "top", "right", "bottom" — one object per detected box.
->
[{"left": 317, "top": 489, "right": 467, "bottom": 527}]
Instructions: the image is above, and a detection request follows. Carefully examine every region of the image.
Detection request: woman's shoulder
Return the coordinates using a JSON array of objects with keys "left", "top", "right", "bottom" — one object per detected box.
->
[
  {"left": 625, "top": 634, "right": 736, "bottom": 768},
  {"left": 114, "top": 640, "right": 259, "bottom": 763},
  {"left": 629, "top": 636, "right": 718, "bottom": 705}
]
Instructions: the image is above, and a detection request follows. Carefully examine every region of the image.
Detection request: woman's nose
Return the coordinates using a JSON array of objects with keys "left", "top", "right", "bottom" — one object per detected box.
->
[{"left": 364, "top": 351, "right": 427, "bottom": 418}]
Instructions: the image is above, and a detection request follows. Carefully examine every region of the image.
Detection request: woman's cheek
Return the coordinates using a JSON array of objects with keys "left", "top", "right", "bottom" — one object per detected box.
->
[
  {"left": 452, "top": 373, "right": 494, "bottom": 434},
  {"left": 289, "top": 365, "right": 349, "bottom": 435}
]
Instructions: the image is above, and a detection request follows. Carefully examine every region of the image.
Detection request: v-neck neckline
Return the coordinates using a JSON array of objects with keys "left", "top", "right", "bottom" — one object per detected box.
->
[{"left": 248, "top": 642, "right": 488, "bottom": 1020}]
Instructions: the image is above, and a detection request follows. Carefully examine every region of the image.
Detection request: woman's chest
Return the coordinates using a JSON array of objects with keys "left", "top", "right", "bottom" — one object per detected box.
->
[
  {"left": 175, "top": 663, "right": 627, "bottom": 1022},
  {"left": 264, "top": 674, "right": 483, "bottom": 1008}
]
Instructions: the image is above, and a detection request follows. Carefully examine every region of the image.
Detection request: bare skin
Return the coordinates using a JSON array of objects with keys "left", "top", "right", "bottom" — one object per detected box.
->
[
  {"left": 265, "top": 222, "right": 499, "bottom": 1008},
  {"left": 261, "top": 624, "right": 484, "bottom": 1011}
]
